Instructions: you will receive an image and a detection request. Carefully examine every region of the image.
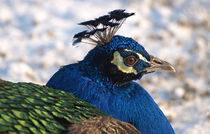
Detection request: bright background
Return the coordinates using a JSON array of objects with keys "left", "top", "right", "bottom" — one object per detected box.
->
[{"left": 0, "top": 0, "right": 209, "bottom": 133}]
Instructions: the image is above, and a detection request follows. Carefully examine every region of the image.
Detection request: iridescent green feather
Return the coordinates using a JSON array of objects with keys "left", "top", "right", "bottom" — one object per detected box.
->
[{"left": 0, "top": 80, "right": 106, "bottom": 133}]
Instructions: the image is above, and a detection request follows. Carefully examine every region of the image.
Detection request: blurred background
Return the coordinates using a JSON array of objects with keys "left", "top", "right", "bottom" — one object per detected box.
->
[{"left": 0, "top": 0, "right": 209, "bottom": 133}]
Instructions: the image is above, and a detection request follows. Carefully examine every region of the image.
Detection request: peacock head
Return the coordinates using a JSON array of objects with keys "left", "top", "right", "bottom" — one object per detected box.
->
[{"left": 73, "top": 9, "right": 175, "bottom": 84}]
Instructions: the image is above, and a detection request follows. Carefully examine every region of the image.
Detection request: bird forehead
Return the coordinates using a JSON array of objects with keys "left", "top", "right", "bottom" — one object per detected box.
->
[{"left": 108, "top": 36, "right": 150, "bottom": 60}]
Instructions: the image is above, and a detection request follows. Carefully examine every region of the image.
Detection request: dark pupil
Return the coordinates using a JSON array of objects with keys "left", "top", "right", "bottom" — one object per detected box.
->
[{"left": 125, "top": 56, "right": 137, "bottom": 66}]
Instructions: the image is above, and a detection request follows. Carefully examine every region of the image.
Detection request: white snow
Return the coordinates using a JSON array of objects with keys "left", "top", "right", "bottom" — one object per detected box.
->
[{"left": 0, "top": 0, "right": 209, "bottom": 133}]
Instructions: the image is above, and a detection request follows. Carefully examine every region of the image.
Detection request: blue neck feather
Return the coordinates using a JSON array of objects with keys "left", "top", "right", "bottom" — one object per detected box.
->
[
  {"left": 47, "top": 63, "right": 175, "bottom": 134},
  {"left": 47, "top": 35, "right": 175, "bottom": 134}
]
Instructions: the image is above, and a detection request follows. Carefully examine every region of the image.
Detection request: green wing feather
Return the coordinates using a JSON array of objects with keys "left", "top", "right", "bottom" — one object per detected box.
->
[{"left": 0, "top": 80, "right": 106, "bottom": 134}]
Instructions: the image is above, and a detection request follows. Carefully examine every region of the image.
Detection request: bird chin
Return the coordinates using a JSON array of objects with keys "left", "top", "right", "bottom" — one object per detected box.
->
[{"left": 135, "top": 72, "right": 145, "bottom": 80}]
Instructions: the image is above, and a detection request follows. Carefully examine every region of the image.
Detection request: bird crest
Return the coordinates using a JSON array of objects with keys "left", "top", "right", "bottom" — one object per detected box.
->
[{"left": 73, "top": 9, "right": 135, "bottom": 46}]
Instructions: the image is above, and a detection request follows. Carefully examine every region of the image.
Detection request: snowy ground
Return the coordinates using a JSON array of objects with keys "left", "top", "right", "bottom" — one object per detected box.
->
[{"left": 0, "top": 0, "right": 209, "bottom": 133}]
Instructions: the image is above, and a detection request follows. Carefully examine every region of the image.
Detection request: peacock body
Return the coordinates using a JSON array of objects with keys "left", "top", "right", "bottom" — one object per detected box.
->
[{"left": 0, "top": 80, "right": 105, "bottom": 133}]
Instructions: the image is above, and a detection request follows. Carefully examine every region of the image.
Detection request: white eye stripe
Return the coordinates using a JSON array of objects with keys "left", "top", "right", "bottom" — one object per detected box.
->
[
  {"left": 111, "top": 49, "right": 149, "bottom": 75},
  {"left": 124, "top": 49, "right": 149, "bottom": 63}
]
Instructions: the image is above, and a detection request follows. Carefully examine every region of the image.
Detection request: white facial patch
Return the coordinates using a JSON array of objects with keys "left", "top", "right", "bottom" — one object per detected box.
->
[
  {"left": 111, "top": 51, "right": 138, "bottom": 74},
  {"left": 111, "top": 49, "right": 150, "bottom": 74}
]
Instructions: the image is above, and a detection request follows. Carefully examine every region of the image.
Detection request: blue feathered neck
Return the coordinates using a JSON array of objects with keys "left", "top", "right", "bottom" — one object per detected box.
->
[{"left": 47, "top": 63, "right": 174, "bottom": 134}]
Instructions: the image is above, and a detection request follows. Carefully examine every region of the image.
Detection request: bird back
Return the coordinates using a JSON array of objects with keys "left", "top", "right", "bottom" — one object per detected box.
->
[{"left": 0, "top": 80, "right": 105, "bottom": 133}]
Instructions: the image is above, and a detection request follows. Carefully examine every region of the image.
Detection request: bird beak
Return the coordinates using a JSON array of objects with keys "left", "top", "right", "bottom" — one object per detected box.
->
[{"left": 144, "top": 55, "right": 176, "bottom": 73}]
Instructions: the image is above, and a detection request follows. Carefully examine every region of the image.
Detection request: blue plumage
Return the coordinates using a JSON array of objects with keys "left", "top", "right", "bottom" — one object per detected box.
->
[{"left": 47, "top": 10, "right": 175, "bottom": 134}]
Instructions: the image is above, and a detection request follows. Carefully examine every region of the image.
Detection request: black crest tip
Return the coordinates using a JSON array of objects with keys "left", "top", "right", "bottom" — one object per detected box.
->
[
  {"left": 108, "top": 9, "right": 135, "bottom": 21},
  {"left": 124, "top": 12, "right": 135, "bottom": 18},
  {"left": 73, "top": 30, "right": 88, "bottom": 38},
  {"left": 79, "top": 20, "right": 100, "bottom": 27},
  {"left": 72, "top": 38, "right": 82, "bottom": 45},
  {"left": 96, "top": 15, "right": 112, "bottom": 22},
  {"left": 108, "top": 9, "right": 126, "bottom": 15},
  {"left": 73, "top": 9, "right": 134, "bottom": 46}
]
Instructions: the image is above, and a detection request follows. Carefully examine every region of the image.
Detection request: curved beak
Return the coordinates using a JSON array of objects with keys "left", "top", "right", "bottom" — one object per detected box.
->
[{"left": 144, "top": 55, "right": 176, "bottom": 73}]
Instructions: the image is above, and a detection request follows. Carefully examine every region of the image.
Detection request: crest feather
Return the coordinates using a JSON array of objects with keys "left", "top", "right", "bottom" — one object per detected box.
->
[{"left": 73, "top": 9, "right": 135, "bottom": 46}]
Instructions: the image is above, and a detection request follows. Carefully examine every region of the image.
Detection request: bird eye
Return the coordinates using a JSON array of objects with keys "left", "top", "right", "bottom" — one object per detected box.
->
[{"left": 124, "top": 55, "right": 138, "bottom": 67}]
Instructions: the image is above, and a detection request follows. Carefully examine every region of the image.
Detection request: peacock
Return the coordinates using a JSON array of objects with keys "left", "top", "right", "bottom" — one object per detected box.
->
[
  {"left": 0, "top": 9, "right": 175, "bottom": 134},
  {"left": 47, "top": 9, "right": 176, "bottom": 134}
]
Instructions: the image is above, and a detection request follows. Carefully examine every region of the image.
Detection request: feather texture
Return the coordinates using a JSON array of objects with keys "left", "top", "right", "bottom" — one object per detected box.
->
[
  {"left": 67, "top": 116, "right": 141, "bottom": 134},
  {"left": 47, "top": 63, "right": 175, "bottom": 134},
  {"left": 0, "top": 80, "right": 105, "bottom": 133}
]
